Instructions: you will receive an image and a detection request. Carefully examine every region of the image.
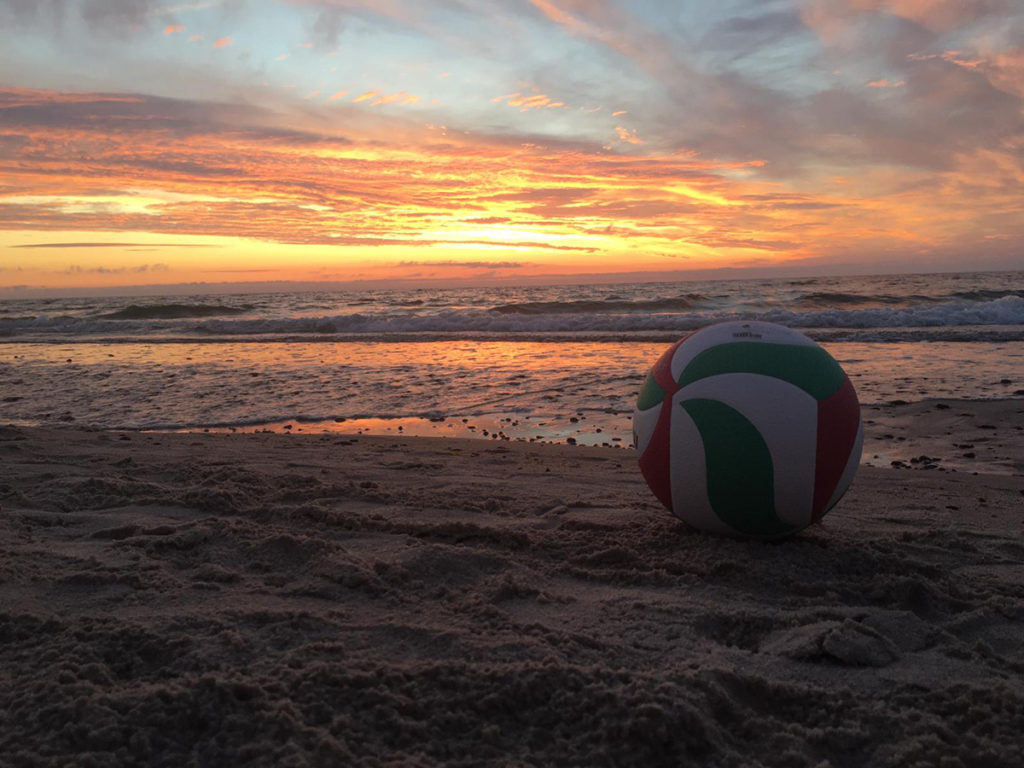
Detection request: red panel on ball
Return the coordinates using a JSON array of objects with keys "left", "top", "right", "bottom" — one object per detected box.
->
[
  {"left": 638, "top": 399, "right": 675, "bottom": 512},
  {"left": 652, "top": 335, "right": 686, "bottom": 392},
  {"left": 637, "top": 337, "right": 686, "bottom": 513},
  {"left": 812, "top": 376, "right": 860, "bottom": 521}
]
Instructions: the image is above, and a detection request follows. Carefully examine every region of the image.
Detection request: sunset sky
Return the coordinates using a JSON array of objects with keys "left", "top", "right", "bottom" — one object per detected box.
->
[{"left": 1, "top": 0, "right": 1021, "bottom": 293}]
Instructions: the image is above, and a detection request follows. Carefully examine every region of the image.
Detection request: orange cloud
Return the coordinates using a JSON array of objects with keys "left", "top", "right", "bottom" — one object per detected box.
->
[
  {"left": 351, "top": 90, "right": 419, "bottom": 107},
  {"left": 512, "top": 94, "right": 550, "bottom": 110},
  {"left": 866, "top": 79, "right": 905, "bottom": 87},
  {"left": 328, "top": 90, "right": 349, "bottom": 101},
  {"left": 1, "top": 86, "right": 1019, "bottom": 286},
  {"left": 214, "top": 37, "right": 232, "bottom": 48},
  {"left": 614, "top": 126, "right": 644, "bottom": 145},
  {"left": 371, "top": 91, "right": 418, "bottom": 106},
  {"left": 494, "top": 91, "right": 568, "bottom": 112},
  {"left": 164, "top": 25, "right": 185, "bottom": 35}
]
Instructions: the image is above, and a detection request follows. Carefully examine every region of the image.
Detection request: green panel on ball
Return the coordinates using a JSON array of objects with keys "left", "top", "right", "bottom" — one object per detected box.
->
[
  {"left": 677, "top": 343, "right": 845, "bottom": 401},
  {"left": 680, "top": 398, "right": 792, "bottom": 537},
  {"left": 636, "top": 370, "right": 666, "bottom": 411}
]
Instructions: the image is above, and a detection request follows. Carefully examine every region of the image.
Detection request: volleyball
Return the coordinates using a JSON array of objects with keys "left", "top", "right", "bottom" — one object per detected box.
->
[{"left": 633, "top": 321, "right": 862, "bottom": 538}]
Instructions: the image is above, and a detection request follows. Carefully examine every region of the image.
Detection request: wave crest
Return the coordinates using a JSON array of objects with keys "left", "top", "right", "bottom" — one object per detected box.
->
[
  {"left": 98, "top": 303, "right": 252, "bottom": 320},
  {"left": 489, "top": 294, "right": 710, "bottom": 315}
]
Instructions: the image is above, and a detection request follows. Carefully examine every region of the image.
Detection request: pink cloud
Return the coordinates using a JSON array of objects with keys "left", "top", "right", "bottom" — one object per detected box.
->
[
  {"left": 804, "top": 0, "right": 1009, "bottom": 37},
  {"left": 941, "top": 50, "right": 983, "bottom": 69},
  {"left": 214, "top": 37, "right": 232, "bottom": 48}
]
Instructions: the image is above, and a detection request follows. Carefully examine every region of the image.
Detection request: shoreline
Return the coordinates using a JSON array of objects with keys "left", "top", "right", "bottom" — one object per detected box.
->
[
  {"left": 2, "top": 404, "right": 1023, "bottom": 765},
  {"left": 3, "top": 334, "right": 1022, "bottom": 449},
  {"left": 3, "top": 397, "right": 1022, "bottom": 472},
  {"left": 107, "top": 396, "right": 1024, "bottom": 475}
]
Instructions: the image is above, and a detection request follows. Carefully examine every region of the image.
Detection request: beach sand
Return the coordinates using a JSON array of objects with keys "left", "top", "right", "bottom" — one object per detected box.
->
[{"left": 1, "top": 399, "right": 1023, "bottom": 767}]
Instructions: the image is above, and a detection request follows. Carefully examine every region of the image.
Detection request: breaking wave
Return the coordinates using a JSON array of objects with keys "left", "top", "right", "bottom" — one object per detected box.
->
[
  {"left": 2, "top": 296, "right": 1022, "bottom": 342},
  {"left": 97, "top": 303, "right": 253, "bottom": 320},
  {"left": 489, "top": 294, "right": 712, "bottom": 314}
]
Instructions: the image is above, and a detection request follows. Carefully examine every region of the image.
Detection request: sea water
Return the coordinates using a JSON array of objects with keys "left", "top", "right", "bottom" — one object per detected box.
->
[{"left": 1, "top": 271, "right": 1021, "bottom": 446}]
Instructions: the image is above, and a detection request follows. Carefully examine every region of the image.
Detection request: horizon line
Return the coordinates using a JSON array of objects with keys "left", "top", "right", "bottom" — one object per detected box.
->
[{"left": 1, "top": 264, "right": 1020, "bottom": 300}]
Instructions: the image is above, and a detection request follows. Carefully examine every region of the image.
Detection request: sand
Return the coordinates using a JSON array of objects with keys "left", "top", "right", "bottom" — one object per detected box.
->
[{"left": 1, "top": 399, "right": 1023, "bottom": 767}]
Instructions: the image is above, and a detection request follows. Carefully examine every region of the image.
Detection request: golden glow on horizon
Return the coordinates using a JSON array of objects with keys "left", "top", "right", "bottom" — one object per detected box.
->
[{"left": 0, "top": 83, "right": 1019, "bottom": 290}]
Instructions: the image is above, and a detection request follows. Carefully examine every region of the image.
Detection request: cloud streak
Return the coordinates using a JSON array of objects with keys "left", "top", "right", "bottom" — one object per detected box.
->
[
  {"left": 397, "top": 260, "right": 532, "bottom": 269},
  {"left": 13, "top": 242, "right": 217, "bottom": 248},
  {"left": 66, "top": 263, "right": 170, "bottom": 274}
]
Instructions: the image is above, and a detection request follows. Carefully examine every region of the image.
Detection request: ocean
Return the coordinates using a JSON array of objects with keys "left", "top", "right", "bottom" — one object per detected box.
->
[{"left": 1, "top": 271, "right": 1022, "bottom": 447}]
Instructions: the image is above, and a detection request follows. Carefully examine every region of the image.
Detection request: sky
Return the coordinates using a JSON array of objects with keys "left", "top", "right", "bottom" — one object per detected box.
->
[{"left": 0, "top": 0, "right": 1021, "bottom": 293}]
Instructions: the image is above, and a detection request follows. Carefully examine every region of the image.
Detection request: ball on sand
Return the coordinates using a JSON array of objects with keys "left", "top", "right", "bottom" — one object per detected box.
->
[{"left": 633, "top": 321, "right": 862, "bottom": 538}]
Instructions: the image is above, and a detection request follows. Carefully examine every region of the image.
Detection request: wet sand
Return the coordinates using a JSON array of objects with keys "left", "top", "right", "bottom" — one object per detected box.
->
[{"left": 1, "top": 399, "right": 1023, "bottom": 766}]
